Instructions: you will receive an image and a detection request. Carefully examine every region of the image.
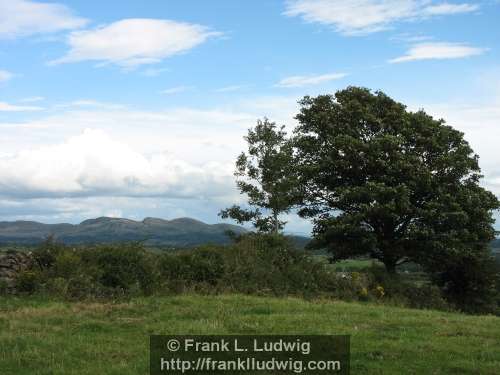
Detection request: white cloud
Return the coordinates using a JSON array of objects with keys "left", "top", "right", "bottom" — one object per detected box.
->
[
  {"left": 0, "top": 101, "right": 44, "bottom": 112},
  {"left": 276, "top": 72, "right": 347, "bottom": 88},
  {"left": 20, "top": 96, "right": 44, "bottom": 102},
  {"left": 0, "top": 98, "right": 301, "bottom": 211},
  {"left": 390, "top": 33, "right": 434, "bottom": 42},
  {"left": 389, "top": 42, "right": 487, "bottom": 63},
  {"left": 52, "top": 18, "right": 221, "bottom": 67},
  {"left": 54, "top": 99, "right": 125, "bottom": 110},
  {"left": 0, "top": 129, "right": 234, "bottom": 199},
  {"left": 0, "top": 70, "right": 14, "bottom": 82},
  {"left": 0, "top": 0, "right": 87, "bottom": 39},
  {"left": 284, "top": 0, "right": 479, "bottom": 35},
  {"left": 0, "top": 105, "right": 258, "bottom": 166},
  {"left": 160, "top": 86, "right": 192, "bottom": 95},
  {"left": 407, "top": 78, "right": 500, "bottom": 201},
  {"left": 141, "top": 67, "right": 171, "bottom": 77},
  {"left": 422, "top": 2, "right": 478, "bottom": 15},
  {"left": 215, "top": 85, "right": 250, "bottom": 93}
]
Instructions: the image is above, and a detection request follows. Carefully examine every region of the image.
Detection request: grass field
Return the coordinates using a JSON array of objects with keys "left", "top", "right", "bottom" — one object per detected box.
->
[{"left": 1, "top": 295, "right": 499, "bottom": 374}]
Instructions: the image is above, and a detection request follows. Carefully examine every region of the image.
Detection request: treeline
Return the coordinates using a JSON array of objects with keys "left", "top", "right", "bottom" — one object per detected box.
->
[{"left": 4, "top": 235, "right": 499, "bottom": 315}]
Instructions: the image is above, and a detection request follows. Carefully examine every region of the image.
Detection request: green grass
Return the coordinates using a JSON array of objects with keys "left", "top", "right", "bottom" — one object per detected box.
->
[
  {"left": 312, "top": 255, "right": 379, "bottom": 271},
  {"left": 314, "top": 256, "right": 430, "bottom": 286},
  {"left": 0, "top": 294, "right": 499, "bottom": 374},
  {"left": 330, "top": 259, "right": 379, "bottom": 271}
]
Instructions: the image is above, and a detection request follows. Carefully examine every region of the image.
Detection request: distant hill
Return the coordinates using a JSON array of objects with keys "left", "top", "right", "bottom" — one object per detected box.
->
[{"left": 0, "top": 217, "right": 248, "bottom": 247}]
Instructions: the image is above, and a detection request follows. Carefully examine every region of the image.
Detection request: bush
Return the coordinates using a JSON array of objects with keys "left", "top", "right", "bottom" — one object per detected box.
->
[
  {"left": 400, "top": 284, "right": 449, "bottom": 310},
  {"left": 81, "top": 243, "right": 158, "bottom": 296},
  {"left": 53, "top": 251, "right": 82, "bottom": 279},
  {"left": 156, "top": 234, "right": 334, "bottom": 297},
  {"left": 219, "top": 234, "right": 326, "bottom": 296},
  {"left": 359, "top": 264, "right": 450, "bottom": 310},
  {"left": 428, "top": 252, "right": 500, "bottom": 314},
  {"left": 45, "top": 277, "right": 69, "bottom": 297},
  {"left": 27, "top": 240, "right": 159, "bottom": 299},
  {"left": 158, "top": 247, "right": 225, "bottom": 293},
  {"left": 32, "top": 236, "right": 67, "bottom": 271},
  {"left": 11, "top": 233, "right": 496, "bottom": 314},
  {"left": 0, "top": 279, "right": 8, "bottom": 294},
  {"left": 15, "top": 271, "right": 39, "bottom": 294}
]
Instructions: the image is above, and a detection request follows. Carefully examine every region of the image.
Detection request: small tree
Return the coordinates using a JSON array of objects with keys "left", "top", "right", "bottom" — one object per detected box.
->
[
  {"left": 220, "top": 119, "right": 300, "bottom": 233},
  {"left": 293, "top": 87, "right": 499, "bottom": 276}
]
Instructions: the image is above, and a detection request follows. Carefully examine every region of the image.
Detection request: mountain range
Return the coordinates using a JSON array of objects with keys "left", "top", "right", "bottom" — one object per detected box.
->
[
  {"left": 2, "top": 216, "right": 493, "bottom": 252},
  {"left": 0, "top": 217, "right": 248, "bottom": 247}
]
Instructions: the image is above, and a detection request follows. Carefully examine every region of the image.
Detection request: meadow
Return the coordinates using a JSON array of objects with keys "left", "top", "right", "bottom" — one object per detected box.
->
[{"left": 1, "top": 294, "right": 499, "bottom": 375}]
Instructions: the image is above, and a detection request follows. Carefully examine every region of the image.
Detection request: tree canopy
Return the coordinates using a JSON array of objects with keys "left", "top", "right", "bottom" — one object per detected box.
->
[
  {"left": 219, "top": 118, "right": 299, "bottom": 233},
  {"left": 292, "top": 87, "right": 499, "bottom": 275}
]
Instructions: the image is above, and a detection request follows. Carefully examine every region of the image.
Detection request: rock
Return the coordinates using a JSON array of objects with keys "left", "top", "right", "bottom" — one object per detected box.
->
[{"left": 0, "top": 251, "right": 34, "bottom": 293}]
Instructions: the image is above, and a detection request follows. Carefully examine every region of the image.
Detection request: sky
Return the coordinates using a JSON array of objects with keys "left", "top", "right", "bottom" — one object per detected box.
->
[{"left": 0, "top": 0, "right": 499, "bottom": 235}]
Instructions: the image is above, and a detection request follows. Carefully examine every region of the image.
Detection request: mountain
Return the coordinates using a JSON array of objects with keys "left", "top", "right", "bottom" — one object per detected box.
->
[{"left": 0, "top": 217, "right": 247, "bottom": 247}]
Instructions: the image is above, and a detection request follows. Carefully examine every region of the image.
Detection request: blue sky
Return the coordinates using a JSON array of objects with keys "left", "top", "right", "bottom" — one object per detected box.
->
[{"left": 0, "top": 0, "right": 499, "bottom": 234}]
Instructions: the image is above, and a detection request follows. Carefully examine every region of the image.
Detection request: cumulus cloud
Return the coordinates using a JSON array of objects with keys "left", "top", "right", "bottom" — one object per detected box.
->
[
  {"left": 389, "top": 42, "right": 487, "bottom": 63},
  {"left": 0, "top": 70, "right": 14, "bottom": 82},
  {"left": 0, "top": 101, "right": 44, "bottom": 112},
  {"left": 0, "top": 129, "right": 234, "bottom": 199},
  {"left": 276, "top": 72, "right": 347, "bottom": 88},
  {"left": 284, "top": 0, "right": 479, "bottom": 35},
  {"left": 0, "top": 96, "right": 309, "bottom": 245},
  {"left": 51, "top": 18, "right": 221, "bottom": 67},
  {"left": 0, "top": 0, "right": 87, "bottom": 39}
]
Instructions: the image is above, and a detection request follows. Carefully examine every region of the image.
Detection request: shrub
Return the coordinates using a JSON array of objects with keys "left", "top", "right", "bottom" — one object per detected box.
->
[
  {"left": 0, "top": 279, "right": 8, "bottom": 294},
  {"left": 15, "top": 271, "right": 39, "bottom": 294},
  {"left": 32, "top": 235, "right": 67, "bottom": 271},
  {"left": 81, "top": 243, "right": 158, "bottom": 296},
  {"left": 400, "top": 284, "right": 449, "bottom": 311},
  {"left": 219, "top": 234, "right": 326, "bottom": 296},
  {"left": 27, "top": 240, "right": 160, "bottom": 298},
  {"left": 156, "top": 234, "right": 334, "bottom": 297},
  {"left": 45, "top": 277, "right": 69, "bottom": 297},
  {"left": 158, "top": 246, "right": 225, "bottom": 291},
  {"left": 315, "top": 272, "right": 358, "bottom": 300},
  {"left": 373, "top": 285, "right": 385, "bottom": 299},
  {"left": 9, "top": 233, "right": 496, "bottom": 314},
  {"left": 360, "top": 264, "right": 451, "bottom": 310},
  {"left": 185, "top": 247, "right": 226, "bottom": 285},
  {"left": 428, "top": 252, "right": 500, "bottom": 314}
]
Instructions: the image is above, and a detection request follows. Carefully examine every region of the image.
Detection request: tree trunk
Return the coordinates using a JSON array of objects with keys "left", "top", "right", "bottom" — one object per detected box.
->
[{"left": 273, "top": 212, "right": 279, "bottom": 235}]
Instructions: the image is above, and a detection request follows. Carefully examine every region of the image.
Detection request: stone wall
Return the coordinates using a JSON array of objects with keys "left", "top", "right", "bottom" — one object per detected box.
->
[{"left": 0, "top": 251, "right": 34, "bottom": 292}]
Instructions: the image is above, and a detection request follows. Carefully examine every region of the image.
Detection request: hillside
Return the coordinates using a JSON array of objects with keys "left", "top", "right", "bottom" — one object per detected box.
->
[
  {"left": 0, "top": 294, "right": 498, "bottom": 374},
  {"left": 0, "top": 217, "right": 247, "bottom": 247}
]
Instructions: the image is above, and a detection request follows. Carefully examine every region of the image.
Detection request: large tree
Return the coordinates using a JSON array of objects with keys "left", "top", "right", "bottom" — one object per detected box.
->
[
  {"left": 293, "top": 87, "right": 499, "bottom": 276},
  {"left": 220, "top": 119, "right": 300, "bottom": 233}
]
